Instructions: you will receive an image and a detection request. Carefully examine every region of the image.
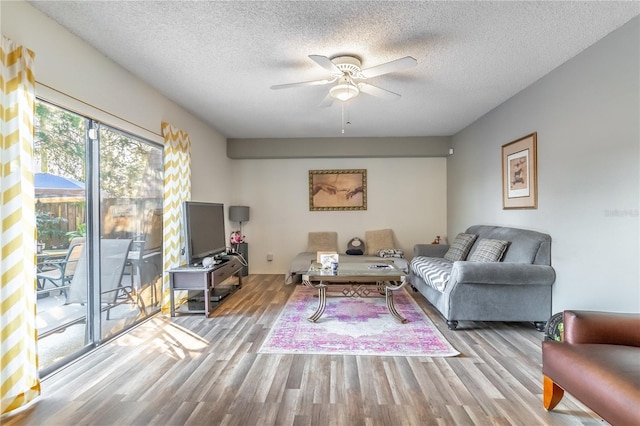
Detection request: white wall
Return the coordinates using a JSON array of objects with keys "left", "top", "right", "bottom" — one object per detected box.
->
[
  {"left": 231, "top": 157, "right": 447, "bottom": 273},
  {"left": 449, "top": 17, "right": 639, "bottom": 313},
  {"left": 3, "top": 1, "right": 231, "bottom": 217}
]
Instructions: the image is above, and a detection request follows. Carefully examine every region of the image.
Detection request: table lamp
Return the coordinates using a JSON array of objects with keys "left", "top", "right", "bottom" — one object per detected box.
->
[{"left": 229, "top": 205, "right": 250, "bottom": 241}]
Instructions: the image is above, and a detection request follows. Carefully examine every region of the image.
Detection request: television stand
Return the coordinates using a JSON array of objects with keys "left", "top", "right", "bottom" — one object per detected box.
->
[
  {"left": 211, "top": 286, "right": 232, "bottom": 302},
  {"left": 185, "top": 285, "right": 234, "bottom": 311},
  {"left": 167, "top": 255, "right": 243, "bottom": 317}
]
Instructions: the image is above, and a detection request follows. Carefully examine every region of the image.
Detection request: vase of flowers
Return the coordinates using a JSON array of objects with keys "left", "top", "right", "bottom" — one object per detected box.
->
[{"left": 230, "top": 230, "right": 245, "bottom": 246}]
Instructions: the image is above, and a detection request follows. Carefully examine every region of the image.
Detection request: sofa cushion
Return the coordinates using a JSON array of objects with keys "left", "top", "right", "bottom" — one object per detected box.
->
[
  {"left": 365, "top": 229, "right": 394, "bottom": 255},
  {"left": 444, "top": 233, "right": 478, "bottom": 262},
  {"left": 468, "top": 239, "right": 509, "bottom": 262},
  {"left": 466, "top": 225, "right": 551, "bottom": 264},
  {"left": 410, "top": 256, "right": 453, "bottom": 292},
  {"left": 307, "top": 232, "right": 338, "bottom": 252}
]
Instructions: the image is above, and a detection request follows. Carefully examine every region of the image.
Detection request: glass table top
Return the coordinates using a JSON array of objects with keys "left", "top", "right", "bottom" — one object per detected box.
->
[{"left": 305, "top": 261, "right": 406, "bottom": 279}]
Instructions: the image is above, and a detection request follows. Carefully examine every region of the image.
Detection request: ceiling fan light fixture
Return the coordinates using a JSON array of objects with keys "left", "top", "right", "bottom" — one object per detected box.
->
[{"left": 330, "top": 82, "right": 359, "bottom": 101}]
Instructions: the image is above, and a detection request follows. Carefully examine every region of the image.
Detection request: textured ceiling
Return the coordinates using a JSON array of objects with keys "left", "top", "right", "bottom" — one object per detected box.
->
[{"left": 29, "top": 1, "right": 639, "bottom": 139}]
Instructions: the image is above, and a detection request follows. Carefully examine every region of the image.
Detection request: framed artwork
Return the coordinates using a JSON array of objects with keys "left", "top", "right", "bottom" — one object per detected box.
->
[
  {"left": 502, "top": 132, "right": 538, "bottom": 209},
  {"left": 318, "top": 252, "right": 339, "bottom": 269},
  {"left": 316, "top": 251, "right": 337, "bottom": 263},
  {"left": 309, "top": 169, "right": 367, "bottom": 211}
]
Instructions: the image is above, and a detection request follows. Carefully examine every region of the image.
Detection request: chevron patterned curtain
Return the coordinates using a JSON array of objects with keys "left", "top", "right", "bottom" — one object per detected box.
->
[
  {"left": 161, "top": 122, "right": 191, "bottom": 313},
  {"left": 0, "top": 36, "right": 39, "bottom": 415}
]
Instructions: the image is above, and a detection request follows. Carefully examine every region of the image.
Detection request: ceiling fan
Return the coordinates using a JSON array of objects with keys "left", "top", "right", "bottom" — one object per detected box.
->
[{"left": 270, "top": 54, "right": 417, "bottom": 106}]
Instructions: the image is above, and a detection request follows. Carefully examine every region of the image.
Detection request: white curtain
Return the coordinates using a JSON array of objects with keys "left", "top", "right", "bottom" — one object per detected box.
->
[{"left": 0, "top": 36, "right": 40, "bottom": 415}]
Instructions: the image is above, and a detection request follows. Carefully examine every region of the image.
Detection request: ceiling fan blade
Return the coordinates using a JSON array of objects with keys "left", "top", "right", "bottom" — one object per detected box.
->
[
  {"left": 358, "top": 83, "right": 401, "bottom": 100},
  {"left": 318, "top": 94, "right": 334, "bottom": 108},
  {"left": 270, "top": 78, "right": 335, "bottom": 90},
  {"left": 309, "top": 55, "right": 342, "bottom": 76},
  {"left": 360, "top": 56, "right": 417, "bottom": 79}
]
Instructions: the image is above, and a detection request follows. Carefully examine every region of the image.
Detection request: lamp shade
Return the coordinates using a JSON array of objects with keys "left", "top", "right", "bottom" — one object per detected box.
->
[
  {"left": 329, "top": 82, "right": 359, "bottom": 101},
  {"left": 229, "top": 205, "right": 250, "bottom": 222}
]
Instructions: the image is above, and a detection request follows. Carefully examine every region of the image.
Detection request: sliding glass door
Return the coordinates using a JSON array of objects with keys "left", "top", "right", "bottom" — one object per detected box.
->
[
  {"left": 34, "top": 101, "right": 89, "bottom": 370},
  {"left": 98, "top": 124, "right": 163, "bottom": 339},
  {"left": 34, "top": 100, "right": 163, "bottom": 374}
]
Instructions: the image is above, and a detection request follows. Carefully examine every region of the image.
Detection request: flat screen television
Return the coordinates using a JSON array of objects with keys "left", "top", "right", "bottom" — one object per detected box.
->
[{"left": 182, "top": 201, "right": 227, "bottom": 265}]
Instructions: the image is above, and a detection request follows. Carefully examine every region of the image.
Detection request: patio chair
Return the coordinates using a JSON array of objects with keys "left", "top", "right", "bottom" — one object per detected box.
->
[
  {"left": 66, "top": 239, "right": 138, "bottom": 318},
  {"left": 36, "top": 238, "right": 85, "bottom": 296},
  {"left": 123, "top": 235, "right": 147, "bottom": 288},
  {"left": 123, "top": 235, "right": 162, "bottom": 311}
]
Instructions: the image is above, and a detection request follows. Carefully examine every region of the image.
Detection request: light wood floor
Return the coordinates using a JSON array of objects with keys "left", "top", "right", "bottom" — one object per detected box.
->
[{"left": 6, "top": 275, "right": 601, "bottom": 426}]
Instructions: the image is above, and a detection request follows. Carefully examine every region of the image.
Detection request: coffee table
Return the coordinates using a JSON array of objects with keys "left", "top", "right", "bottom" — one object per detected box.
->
[{"left": 302, "top": 260, "right": 409, "bottom": 323}]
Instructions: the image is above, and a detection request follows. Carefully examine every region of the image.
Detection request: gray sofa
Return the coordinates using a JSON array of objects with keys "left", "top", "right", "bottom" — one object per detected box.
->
[{"left": 410, "top": 225, "right": 556, "bottom": 330}]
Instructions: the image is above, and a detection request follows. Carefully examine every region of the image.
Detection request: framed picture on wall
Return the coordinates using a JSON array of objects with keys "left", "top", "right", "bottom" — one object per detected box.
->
[
  {"left": 502, "top": 132, "right": 538, "bottom": 209},
  {"left": 309, "top": 169, "right": 367, "bottom": 211}
]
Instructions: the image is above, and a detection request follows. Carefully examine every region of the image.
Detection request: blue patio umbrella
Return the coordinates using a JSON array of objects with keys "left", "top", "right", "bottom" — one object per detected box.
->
[{"left": 35, "top": 173, "right": 85, "bottom": 202}]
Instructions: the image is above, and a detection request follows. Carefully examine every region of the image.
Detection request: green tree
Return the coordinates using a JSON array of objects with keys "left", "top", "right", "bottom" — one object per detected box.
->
[
  {"left": 34, "top": 100, "right": 159, "bottom": 198},
  {"left": 34, "top": 101, "right": 86, "bottom": 181},
  {"left": 99, "top": 127, "right": 158, "bottom": 198}
]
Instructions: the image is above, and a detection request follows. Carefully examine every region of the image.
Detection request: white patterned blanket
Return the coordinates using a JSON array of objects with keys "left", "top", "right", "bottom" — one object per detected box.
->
[{"left": 410, "top": 256, "right": 453, "bottom": 292}]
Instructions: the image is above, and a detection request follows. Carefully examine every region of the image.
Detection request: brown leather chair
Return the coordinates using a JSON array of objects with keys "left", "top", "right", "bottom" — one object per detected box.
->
[{"left": 542, "top": 310, "right": 640, "bottom": 425}]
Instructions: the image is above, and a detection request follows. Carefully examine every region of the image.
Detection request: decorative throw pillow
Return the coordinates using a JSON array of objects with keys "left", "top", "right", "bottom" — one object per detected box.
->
[
  {"left": 377, "top": 248, "right": 404, "bottom": 258},
  {"left": 444, "top": 233, "right": 478, "bottom": 262},
  {"left": 307, "top": 232, "right": 338, "bottom": 252},
  {"left": 365, "top": 229, "right": 395, "bottom": 255},
  {"left": 346, "top": 237, "right": 365, "bottom": 254},
  {"left": 468, "top": 239, "right": 509, "bottom": 262}
]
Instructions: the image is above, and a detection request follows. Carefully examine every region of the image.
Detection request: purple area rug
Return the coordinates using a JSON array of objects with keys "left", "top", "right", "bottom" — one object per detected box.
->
[{"left": 259, "top": 286, "right": 459, "bottom": 357}]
